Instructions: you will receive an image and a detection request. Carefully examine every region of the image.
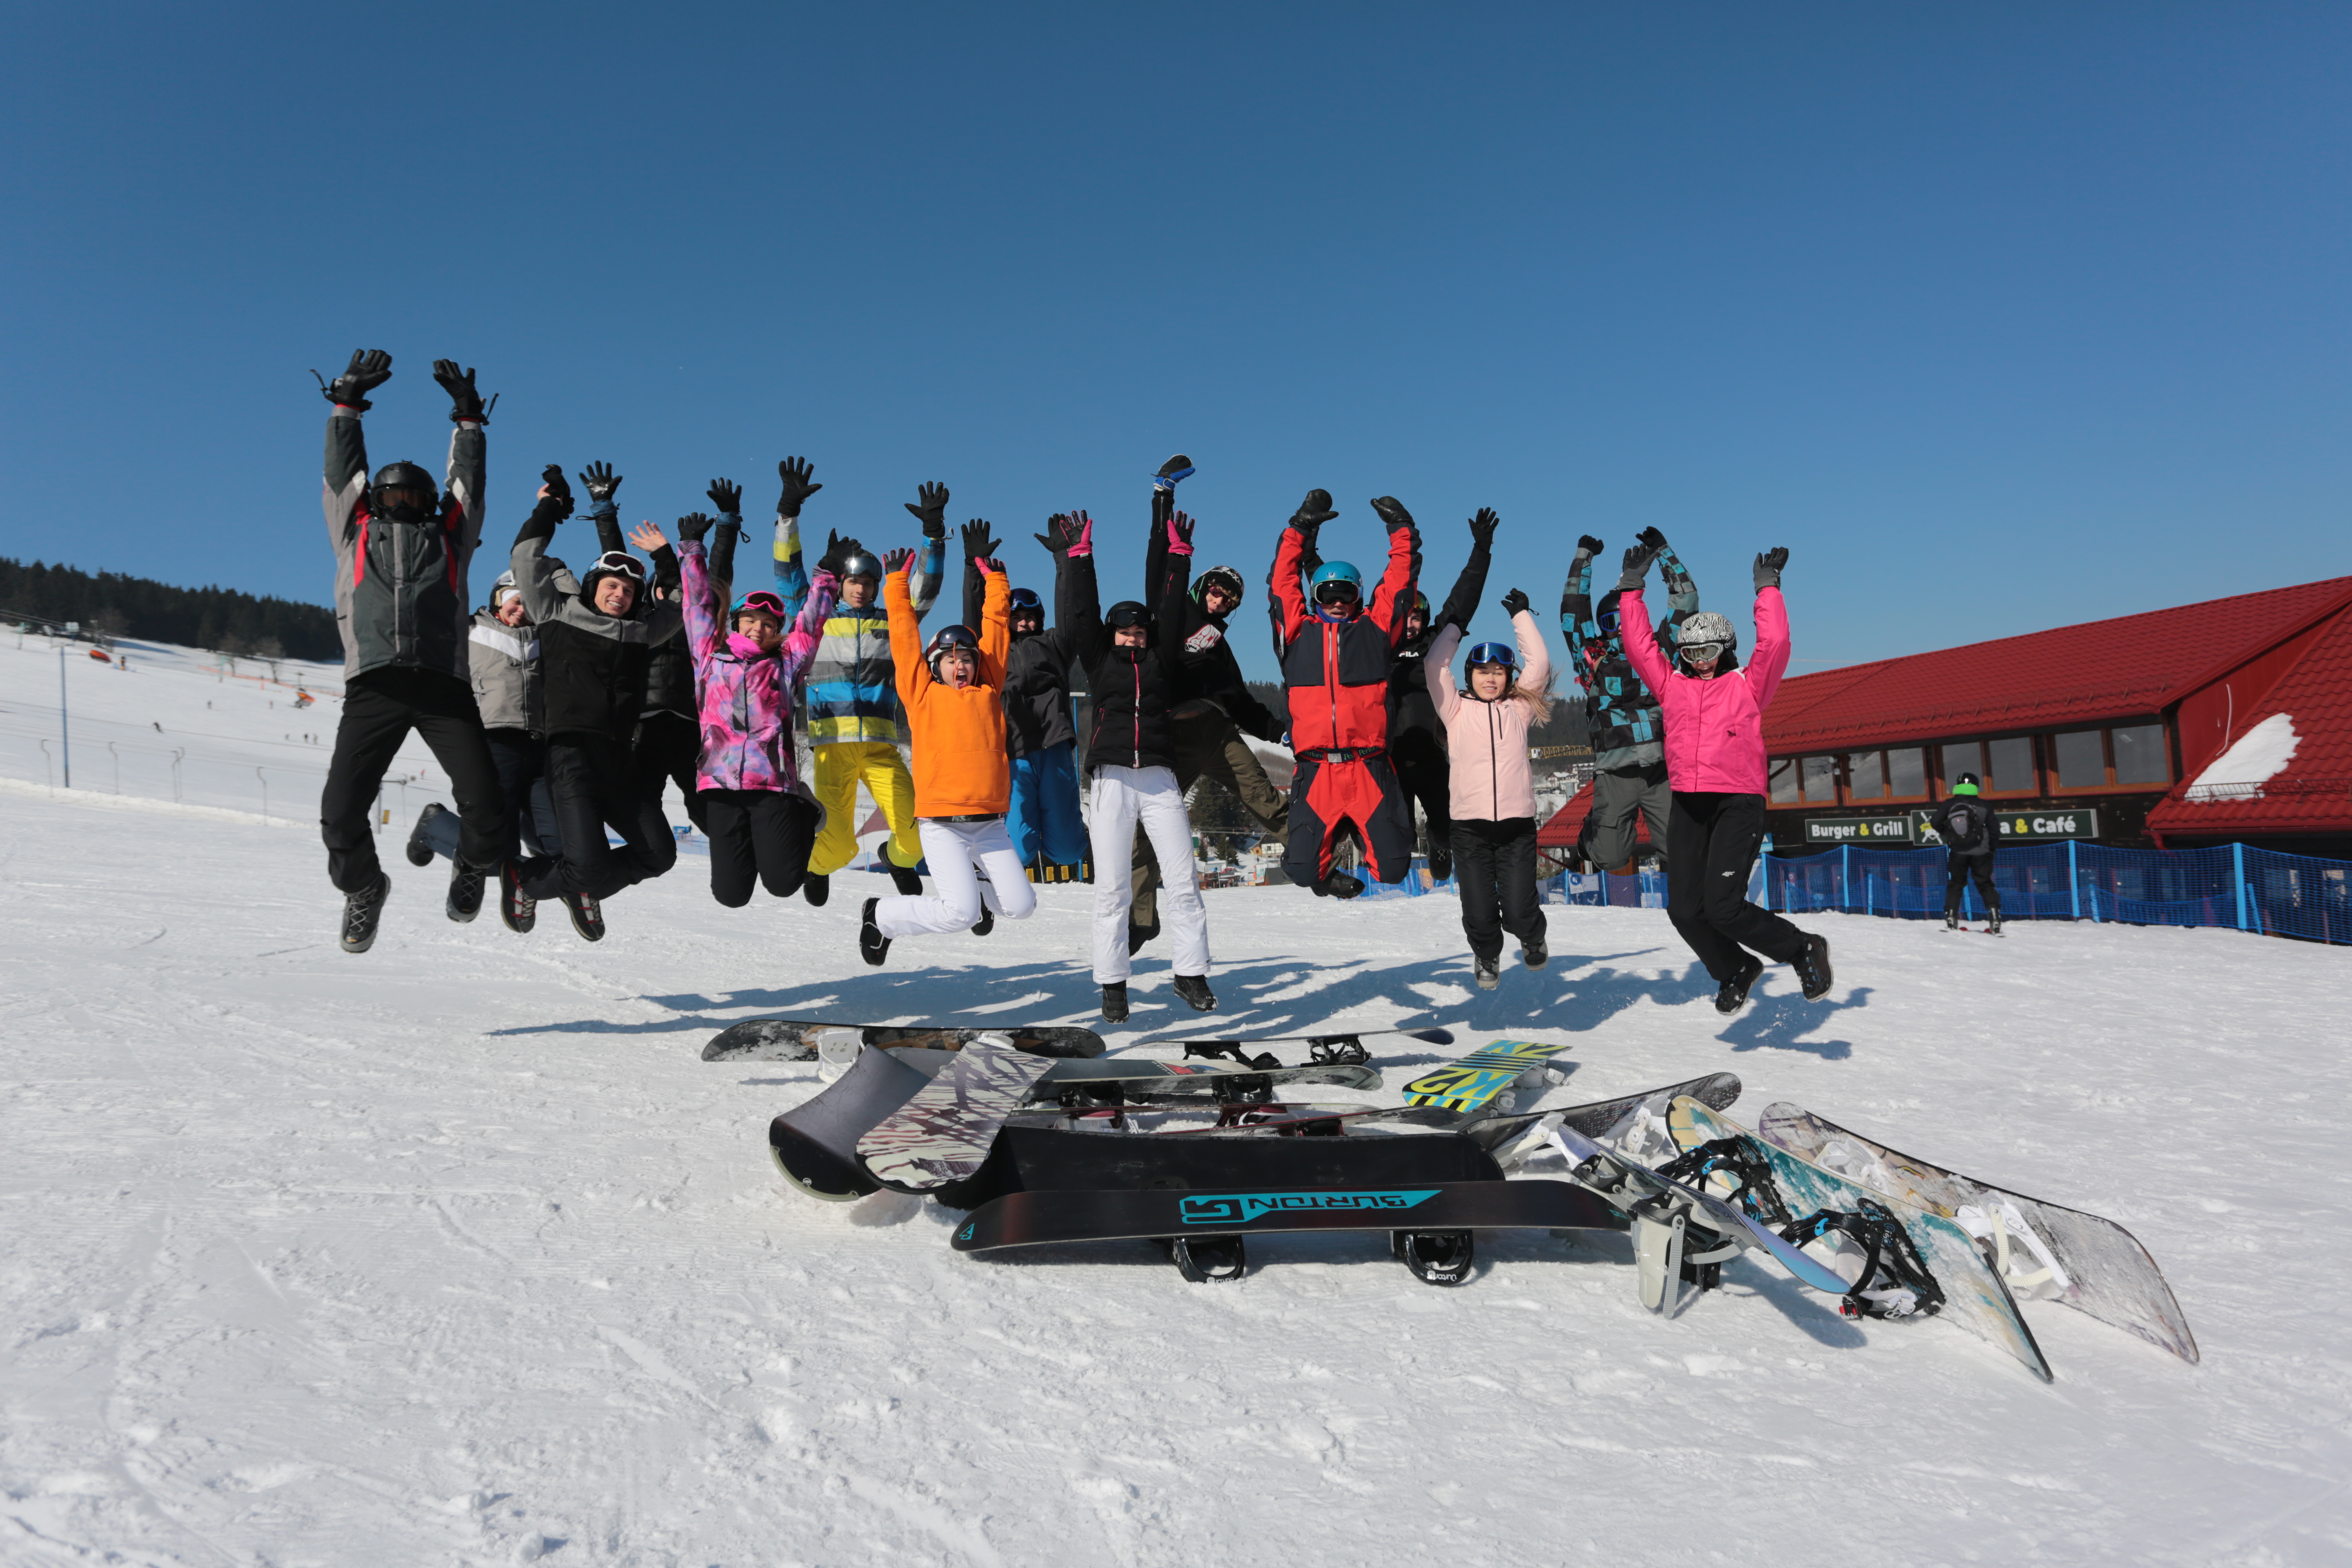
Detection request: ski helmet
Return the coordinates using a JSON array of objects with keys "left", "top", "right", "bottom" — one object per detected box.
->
[
  {"left": 1953, "top": 772, "right": 1982, "bottom": 796},
  {"left": 1409, "top": 590, "right": 1432, "bottom": 624},
  {"left": 1104, "top": 600, "right": 1151, "bottom": 633},
  {"left": 1310, "top": 561, "right": 1362, "bottom": 607},
  {"left": 1192, "top": 565, "right": 1245, "bottom": 610},
  {"left": 1464, "top": 640, "right": 1519, "bottom": 675},
  {"left": 1679, "top": 610, "right": 1736, "bottom": 664},
  {"left": 732, "top": 589, "right": 786, "bottom": 623},
  {"left": 1595, "top": 587, "right": 1624, "bottom": 638},
  {"left": 837, "top": 550, "right": 881, "bottom": 581},
  {"left": 1007, "top": 586, "right": 1044, "bottom": 631},
  {"left": 370, "top": 461, "right": 439, "bottom": 523},
  {"left": 925, "top": 623, "right": 981, "bottom": 678},
  {"left": 581, "top": 550, "right": 646, "bottom": 613}
]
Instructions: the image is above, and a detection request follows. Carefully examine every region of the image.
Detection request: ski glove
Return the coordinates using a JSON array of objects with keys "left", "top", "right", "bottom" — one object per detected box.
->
[
  {"left": 706, "top": 477, "right": 742, "bottom": 517},
  {"left": 538, "top": 464, "right": 575, "bottom": 519},
  {"left": 675, "top": 512, "right": 716, "bottom": 545},
  {"left": 1065, "top": 510, "right": 1096, "bottom": 559},
  {"left": 883, "top": 546, "right": 918, "bottom": 577},
  {"left": 579, "top": 461, "right": 622, "bottom": 504},
  {"left": 1500, "top": 587, "right": 1530, "bottom": 617},
  {"left": 1167, "top": 510, "right": 1196, "bottom": 557},
  {"left": 775, "top": 457, "right": 821, "bottom": 518},
  {"left": 960, "top": 519, "right": 1000, "bottom": 563},
  {"left": 1154, "top": 454, "right": 1195, "bottom": 491},
  {"left": 1467, "top": 507, "right": 1500, "bottom": 550},
  {"left": 1035, "top": 513, "right": 1073, "bottom": 558},
  {"left": 1576, "top": 534, "right": 1605, "bottom": 558},
  {"left": 817, "top": 530, "right": 862, "bottom": 579},
  {"left": 1635, "top": 525, "right": 1669, "bottom": 552},
  {"left": 906, "top": 481, "right": 949, "bottom": 539},
  {"left": 319, "top": 348, "right": 392, "bottom": 411},
  {"left": 1370, "top": 496, "right": 1416, "bottom": 536},
  {"left": 1617, "top": 543, "right": 1658, "bottom": 593},
  {"left": 1289, "top": 489, "right": 1338, "bottom": 534},
  {"left": 1754, "top": 546, "right": 1790, "bottom": 590},
  {"left": 432, "top": 359, "right": 492, "bottom": 423}
]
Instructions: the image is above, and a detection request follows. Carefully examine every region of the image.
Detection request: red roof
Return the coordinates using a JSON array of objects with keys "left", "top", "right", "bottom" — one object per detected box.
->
[
  {"left": 2146, "top": 601, "right": 2352, "bottom": 841},
  {"left": 1762, "top": 577, "right": 2352, "bottom": 754},
  {"left": 1537, "top": 786, "right": 1646, "bottom": 850}
]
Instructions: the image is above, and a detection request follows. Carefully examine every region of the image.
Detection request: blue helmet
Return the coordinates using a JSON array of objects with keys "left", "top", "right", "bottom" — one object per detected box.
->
[{"left": 1310, "top": 561, "right": 1362, "bottom": 606}]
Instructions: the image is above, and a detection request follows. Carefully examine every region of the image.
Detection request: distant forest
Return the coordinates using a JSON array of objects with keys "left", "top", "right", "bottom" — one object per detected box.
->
[{"left": 0, "top": 557, "right": 340, "bottom": 662}]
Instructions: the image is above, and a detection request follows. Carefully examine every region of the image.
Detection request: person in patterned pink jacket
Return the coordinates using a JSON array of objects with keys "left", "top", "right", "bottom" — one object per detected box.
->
[{"left": 675, "top": 510, "right": 838, "bottom": 906}]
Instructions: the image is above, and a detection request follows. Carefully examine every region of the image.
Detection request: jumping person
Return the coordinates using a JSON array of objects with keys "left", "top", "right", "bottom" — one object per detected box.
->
[
  {"left": 506, "top": 467, "right": 686, "bottom": 939},
  {"left": 1562, "top": 529, "right": 1698, "bottom": 874},
  {"left": 961, "top": 516, "right": 1085, "bottom": 875},
  {"left": 1616, "top": 542, "right": 1830, "bottom": 1012},
  {"left": 777, "top": 469, "right": 947, "bottom": 908},
  {"left": 1268, "top": 490, "right": 1421, "bottom": 896},
  {"left": 314, "top": 348, "right": 507, "bottom": 953},
  {"left": 1930, "top": 772, "right": 2003, "bottom": 933},
  {"left": 1426, "top": 586, "right": 1553, "bottom": 990},
  {"left": 856, "top": 547, "right": 1037, "bottom": 964},
  {"left": 630, "top": 476, "right": 746, "bottom": 838},
  {"left": 673, "top": 509, "right": 837, "bottom": 906}
]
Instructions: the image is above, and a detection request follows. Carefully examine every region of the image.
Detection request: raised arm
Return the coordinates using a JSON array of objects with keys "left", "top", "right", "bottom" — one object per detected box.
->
[
  {"left": 704, "top": 478, "right": 744, "bottom": 597},
  {"left": 1060, "top": 514, "right": 1107, "bottom": 667},
  {"left": 510, "top": 466, "right": 576, "bottom": 624},
  {"left": 1747, "top": 549, "right": 1792, "bottom": 706},
  {"left": 1425, "top": 621, "right": 1465, "bottom": 722},
  {"left": 959, "top": 519, "right": 1000, "bottom": 632},
  {"left": 1365, "top": 496, "right": 1421, "bottom": 643},
  {"left": 1267, "top": 489, "right": 1333, "bottom": 654},
  {"left": 779, "top": 568, "right": 840, "bottom": 688},
  {"left": 1560, "top": 534, "right": 1602, "bottom": 677},
  {"left": 1437, "top": 508, "right": 1498, "bottom": 631},
  {"left": 318, "top": 348, "right": 391, "bottom": 543},
  {"left": 628, "top": 521, "right": 684, "bottom": 641},
  {"left": 884, "top": 548, "right": 928, "bottom": 706},
  {"left": 430, "top": 359, "right": 491, "bottom": 555},
  {"left": 674, "top": 516, "right": 724, "bottom": 673},
  {"left": 904, "top": 481, "right": 950, "bottom": 616},
  {"left": 770, "top": 457, "right": 821, "bottom": 621},
  {"left": 1651, "top": 528, "right": 1698, "bottom": 656},
  {"left": 978, "top": 563, "right": 1011, "bottom": 688},
  {"left": 1159, "top": 512, "right": 1196, "bottom": 653},
  {"left": 577, "top": 462, "right": 626, "bottom": 558},
  {"left": 1508, "top": 591, "right": 1552, "bottom": 693},
  {"left": 1613, "top": 540, "right": 1670, "bottom": 692}
]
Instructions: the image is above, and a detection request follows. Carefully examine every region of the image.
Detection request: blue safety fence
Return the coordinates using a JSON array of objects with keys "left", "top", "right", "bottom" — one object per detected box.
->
[{"left": 1757, "top": 841, "right": 2351, "bottom": 945}]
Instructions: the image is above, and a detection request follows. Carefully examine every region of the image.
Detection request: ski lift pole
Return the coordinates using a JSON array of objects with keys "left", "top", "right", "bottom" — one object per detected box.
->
[
  {"left": 256, "top": 766, "right": 268, "bottom": 821},
  {"left": 58, "top": 643, "right": 71, "bottom": 788}
]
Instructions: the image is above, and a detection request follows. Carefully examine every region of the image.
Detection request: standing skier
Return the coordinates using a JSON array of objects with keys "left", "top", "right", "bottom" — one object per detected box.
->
[
  {"left": 673, "top": 509, "right": 837, "bottom": 906},
  {"left": 856, "top": 548, "right": 1036, "bottom": 964},
  {"left": 506, "top": 467, "right": 686, "bottom": 938},
  {"left": 1617, "top": 542, "right": 1830, "bottom": 1011},
  {"left": 780, "top": 472, "right": 946, "bottom": 908},
  {"left": 961, "top": 516, "right": 1085, "bottom": 874},
  {"left": 1069, "top": 509, "right": 1217, "bottom": 1022},
  {"left": 1425, "top": 585, "right": 1553, "bottom": 989},
  {"left": 1561, "top": 529, "right": 1697, "bottom": 874},
  {"left": 1929, "top": 772, "right": 2003, "bottom": 933},
  {"left": 1267, "top": 490, "right": 1421, "bottom": 895},
  {"left": 314, "top": 349, "right": 507, "bottom": 953}
]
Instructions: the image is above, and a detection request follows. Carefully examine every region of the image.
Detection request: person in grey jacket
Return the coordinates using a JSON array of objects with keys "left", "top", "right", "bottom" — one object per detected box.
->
[{"left": 314, "top": 349, "right": 508, "bottom": 954}]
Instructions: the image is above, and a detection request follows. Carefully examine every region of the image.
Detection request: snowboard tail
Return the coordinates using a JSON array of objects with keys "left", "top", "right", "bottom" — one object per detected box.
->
[{"left": 707, "top": 1019, "right": 1105, "bottom": 1062}]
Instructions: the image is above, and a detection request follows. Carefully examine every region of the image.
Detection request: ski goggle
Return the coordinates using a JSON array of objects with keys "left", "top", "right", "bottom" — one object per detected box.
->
[
  {"left": 927, "top": 624, "right": 980, "bottom": 660},
  {"left": 1682, "top": 641, "right": 1728, "bottom": 664},
  {"left": 589, "top": 551, "right": 646, "bottom": 586},
  {"left": 1105, "top": 601, "right": 1150, "bottom": 629},
  {"left": 1314, "top": 580, "right": 1361, "bottom": 606},
  {"left": 733, "top": 590, "right": 786, "bottom": 620},
  {"left": 1596, "top": 607, "right": 1621, "bottom": 635},
  {"left": 1464, "top": 641, "right": 1519, "bottom": 673},
  {"left": 1009, "top": 588, "right": 1043, "bottom": 614}
]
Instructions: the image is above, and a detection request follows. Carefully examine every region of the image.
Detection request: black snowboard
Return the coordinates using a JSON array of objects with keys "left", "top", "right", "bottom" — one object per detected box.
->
[
  {"left": 952, "top": 1178, "right": 1627, "bottom": 1253},
  {"left": 708, "top": 1019, "right": 1106, "bottom": 1062}
]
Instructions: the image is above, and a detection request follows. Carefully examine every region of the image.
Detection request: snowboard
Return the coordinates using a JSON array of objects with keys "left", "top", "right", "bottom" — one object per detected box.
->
[
  {"left": 855, "top": 1038, "right": 1057, "bottom": 1193},
  {"left": 1401, "top": 1040, "right": 1575, "bottom": 1113},
  {"left": 1670, "top": 1098, "right": 2054, "bottom": 1382},
  {"left": 1454, "top": 1071, "right": 1746, "bottom": 1165},
  {"left": 1757, "top": 1102, "right": 2197, "bottom": 1363},
  {"left": 1163, "top": 1025, "right": 1454, "bottom": 1067},
  {"left": 768, "top": 1043, "right": 950, "bottom": 1202},
  {"left": 704, "top": 1018, "right": 1105, "bottom": 1062},
  {"left": 1020, "top": 1056, "right": 1382, "bottom": 1105}
]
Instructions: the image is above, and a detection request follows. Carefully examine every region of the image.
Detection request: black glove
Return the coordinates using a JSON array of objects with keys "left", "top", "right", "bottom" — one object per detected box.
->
[
  {"left": 318, "top": 348, "right": 391, "bottom": 411},
  {"left": 579, "top": 461, "right": 621, "bottom": 505},
  {"left": 539, "top": 463, "right": 575, "bottom": 519},
  {"left": 1370, "top": 496, "right": 1416, "bottom": 535},
  {"left": 1035, "top": 513, "right": 1073, "bottom": 557},
  {"left": 676, "top": 512, "right": 716, "bottom": 544},
  {"left": 1500, "top": 588, "right": 1530, "bottom": 617},
  {"left": 960, "top": 519, "right": 1000, "bottom": 562},
  {"left": 432, "top": 359, "right": 492, "bottom": 423},
  {"left": 706, "top": 477, "right": 742, "bottom": 516},
  {"left": 1617, "top": 543, "right": 1658, "bottom": 593},
  {"left": 906, "top": 481, "right": 949, "bottom": 538},
  {"left": 775, "top": 457, "right": 821, "bottom": 517},
  {"left": 1577, "top": 534, "right": 1605, "bottom": 557},
  {"left": 1466, "top": 507, "right": 1500, "bottom": 550},
  {"left": 1754, "top": 546, "right": 1790, "bottom": 590},
  {"left": 1636, "top": 525, "right": 1669, "bottom": 552},
  {"left": 883, "top": 546, "right": 918, "bottom": 577},
  {"left": 817, "top": 529, "right": 861, "bottom": 578},
  {"left": 1289, "top": 488, "right": 1338, "bottom": 533}
]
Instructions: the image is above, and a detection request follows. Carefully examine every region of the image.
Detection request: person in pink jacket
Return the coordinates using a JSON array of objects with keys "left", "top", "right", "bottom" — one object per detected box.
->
[
  {"left": 675, "top": 510, "right": 838, "bottom": 907},
  {"left": 1617, "top": 542, "right": 1831, "bottom": 1012},
  {"left": 1426, "top": 586, "right": 1555, "bottom": 990}
]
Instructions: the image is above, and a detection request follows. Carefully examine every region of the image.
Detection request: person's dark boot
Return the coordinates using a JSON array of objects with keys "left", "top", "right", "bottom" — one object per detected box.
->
[
  {"left": 1714, "top": 955, "right": 1765, "bottom": 1015},
  {"left": 339, "top": 872, "right": 391, "bottom": 954},
  {"left": 1315, "top": 870, "right": 1364, "bottom": 899},
  {"left": 972, "top": 905, "right": 995, "bottom": 936},
  {"left": 1943, "top": 899, "right": 1961, "bottom": 931},
  {"left": 859, "top": 897, "right": 890, "bottom": 967},
  {"left": 1522, "top": 936, "right": 1548, "bottom": 970},
  {"left": 1793, "top": 934, "right": 1833, "bottom": 1001},
  {"left": 499, "top": 861, "right": 536, "bottom": 934},
  {"left": 561, "top": 890, "right": 604, "bottom": 943},
  {"left": 405, "top": 803, "right": 445, "bottom": 867},
  {"left": 888, "top": 864, "right": 922, "bottom": 897},
  {"left": 1100, "top": 981, "right": 1129, "bottom": 1023},
  {"left": 1987, "top": 904, "right": 2005, "bottom": 936},
  {"left": 446, "top": 860, "right": 486, "bottom": 923},
  {"left": 1474, "top": 954, "right": 1501, "bottom": 991},
  {"left": 802, "top": 872, "right": 829, "bottom": 908},
  {"left": 1173, "top": 973, "right": 1217, "bottom": 1012}
]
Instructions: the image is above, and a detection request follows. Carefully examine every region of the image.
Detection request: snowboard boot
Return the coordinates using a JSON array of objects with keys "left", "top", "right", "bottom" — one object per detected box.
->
[
  {"left": 561, "top": 890, "right": 605, "bottom": 943},
  {"left": 1987, "top": 905, "right": 2005, "bottom": 936},
  {"left": 858, "top": 897, "right": 891, "bottom": 967},
  {"left": 1100, "top": 981, "right": 1129, "bottom": 1023},
  {"left": 1173, "top": 973, "right": 1217, "bottom": 1013},
  {"left": 1522, "top": 936, "right": 1548, "bottom": 970},
  {"left": 887, "top": 863, "right": 923, "bottom": 897},
  {"left": 1713, "top": 954, "right": 1765, "bottom": 1015},
  {"left": 1427, "top": 843, "right": 1452, "bottom": 882},
  {"left": 1315, "top": 870, "right": 1365, "bottom": 899},
  {"left": 499, "top": 861, "right": 537, "bottom": 934},
  {"left": 404, "top": 803, "right": 445, "bottom": 868},
  {"left": 1474, "top": 954, "right": 1501, "bottom": 991},
  {"left": 445, "top": 860, "right": 486, "bottom": 923},
  {"left": 1793, "top": 933, "right": 1834, "bottom": 1001},
  {"left": 339, "top": 872, "right": 391, "bottom": 954},
  {"left": 1943, "top": 899, "right": 1960, "bottom": 931},
  {"left": 802, "top": 872, "right": 829, "bottom": 908},
  {"left": 972, "top": 905, "right": 995, "bottom": 937}
]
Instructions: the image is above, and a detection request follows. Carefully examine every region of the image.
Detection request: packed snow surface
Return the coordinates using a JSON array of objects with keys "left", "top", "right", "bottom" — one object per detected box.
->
[
  {"left": 2187, "top": 711, "right": 2300, "bottom": 799},
  {"left": 4, "top": 651, "right": 2350, "bottom": 1564}
]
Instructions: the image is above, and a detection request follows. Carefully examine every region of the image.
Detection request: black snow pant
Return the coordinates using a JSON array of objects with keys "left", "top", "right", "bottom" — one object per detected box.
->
[
  {"left": 1945, "top": 851, "right": 2000, "bottom": 914},
  {"left": 1665, "top": 791, "right": 1808, "bottom": 983},
  {"left": 1450, "top": 816, "right": 1545, "bottom": 964},
  {"left": 1390, "top": 727, "right": 1454, "bottom": 878},
  {"left": 518, "top": 734, "right": 679, "bottom": 902},
  {"left": 416, "top": 729, "right": 557, "bottom": 863},
  {"left": 1131, "top": 706, "right": 1289, "bottom": 933},
  {"left": 1284, "top": 749, "right": 1415, "bottom": 888},
  {"left": 319, "top": 667, "right": 505, "bottom": 893},
  {"left": 704, "top": 788, "right": 820, "bottom": 907},
  {"left": 635, "top": 710, "right": 708, "bottom": 834}
]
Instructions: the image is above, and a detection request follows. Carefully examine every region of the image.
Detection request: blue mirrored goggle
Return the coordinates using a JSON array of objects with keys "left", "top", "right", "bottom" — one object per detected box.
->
[
  {"left": 1595, "top": 608, "right": 1621, "bottom": 635},
  {"left": 1465, "top": 641, "right": 1519, "bottom": 671}
]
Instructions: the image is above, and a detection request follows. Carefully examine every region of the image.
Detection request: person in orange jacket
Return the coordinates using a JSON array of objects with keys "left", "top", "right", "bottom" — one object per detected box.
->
[{"left": 855, "top": 542, "right": 1037, "bottom": 966}]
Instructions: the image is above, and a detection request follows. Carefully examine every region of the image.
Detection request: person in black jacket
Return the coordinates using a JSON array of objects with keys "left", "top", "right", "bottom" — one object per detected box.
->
[
  {"left": 1067, "top": 508, "right": 1216, "bottom": 1024},
  {"left": 960, "top": 516, "right": 1085, "bottom": 875},
  {"left": 506, "top": 465, "right": 686, "bottom": 940},
  {"left": 1928, "top": 771, "right": 2003, "bottom": 933},
  {"left": 621, "top": 474, "right": 740, "bottom": 838}
]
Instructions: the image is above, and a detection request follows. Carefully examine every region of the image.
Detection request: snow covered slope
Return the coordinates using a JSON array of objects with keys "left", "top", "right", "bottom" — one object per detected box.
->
[{"left": 2, "top": 786, "right": 2349, "bottom": 1566}]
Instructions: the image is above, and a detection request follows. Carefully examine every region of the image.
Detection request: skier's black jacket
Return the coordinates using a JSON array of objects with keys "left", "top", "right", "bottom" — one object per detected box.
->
[
  {"left": 512, "top": 497, "right": 684, "bottom": 742},
  {"left": 588, "top": 503, "right": 702, "bottom": 721},
  {"left": 1384, "top": 537, "right": 1491, "bottom": 743},
  {"left": 1143, "top": 526, "right": 1284, "bottom": 743},
  {"left": 1069, "top": 550, "right": 1190, "bottom": 773},
  {"left": 963, "top": 555, "right": 1078, "bottom": 758},
  {"left": 1929, "top": 793, "right": 1998, "bottom": 855}
]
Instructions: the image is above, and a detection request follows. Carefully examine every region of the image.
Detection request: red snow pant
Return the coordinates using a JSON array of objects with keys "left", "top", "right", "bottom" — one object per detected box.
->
[{"left": 1284, "top": 749, "right": 1415, "bottom": 888}]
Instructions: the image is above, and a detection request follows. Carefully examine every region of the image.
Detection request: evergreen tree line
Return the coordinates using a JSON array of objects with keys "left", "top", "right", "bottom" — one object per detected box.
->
[{"left": 0, "top": 557, "right": 341, "bottom": 662}]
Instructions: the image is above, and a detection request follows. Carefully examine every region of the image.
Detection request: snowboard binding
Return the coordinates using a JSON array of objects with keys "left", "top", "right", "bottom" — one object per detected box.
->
[
  {"left": 1165, "top": 1234, "right": 1247, "bottom": 1283},
  {"left": 1780, "top": 1198, "right": 1947, "bottom": 1321},
  {"left": 1392, "top": 1229, "right": 1476, "bottom": 1286},
  {"left": 1183, "top": 1041, "right": 1284, "bottom": 1071},
  {"left": 1659, "top": 1138, "right": 1796, "bottom": 1229},
  {"left": 1303, "top": 1035, "right": 1372, "bottom": 1066}
]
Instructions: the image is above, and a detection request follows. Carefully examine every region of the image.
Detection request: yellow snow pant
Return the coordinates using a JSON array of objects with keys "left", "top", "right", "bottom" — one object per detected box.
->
[{"left": 808, "top": 739, "right": 922, "bottom": 877}]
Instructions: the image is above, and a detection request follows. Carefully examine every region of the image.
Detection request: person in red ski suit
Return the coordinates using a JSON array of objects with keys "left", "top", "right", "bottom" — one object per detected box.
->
[{"left": 1267, "top": 489, "right": 1421, "bottom": 896}]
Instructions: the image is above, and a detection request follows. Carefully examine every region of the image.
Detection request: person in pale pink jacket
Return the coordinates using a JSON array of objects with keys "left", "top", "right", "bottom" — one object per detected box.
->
[
  {"left": 1617, "top": 542, "right": 1830, "bottom": 1013},
  {"left": 1426, "top": 587, "right": 1554, "bottom": 991}
]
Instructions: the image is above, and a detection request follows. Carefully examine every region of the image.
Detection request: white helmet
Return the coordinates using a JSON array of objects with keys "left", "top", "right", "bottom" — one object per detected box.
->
[{"left": 1679, "top": 611, "right": 1736, "bottom": 662}]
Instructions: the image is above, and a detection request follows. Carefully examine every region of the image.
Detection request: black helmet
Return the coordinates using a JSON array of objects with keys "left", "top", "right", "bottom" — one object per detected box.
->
[
  {"left": 1105, "top": 600, "right": 1151, "bottom": 632},
  {"left": 1008, "top": 586, "right": 1044, "bottom": 636},
  {"left": 925, "top": 623, "right": 981, "bottom": 678},
  {"left": 1191, "top": 565, "right": 1245, "bottom": 610},
  {"left": 1410, "top": 590, "right": 1432, "bottom": 622},
  {"left": 581, "top": 550, "right": 647, "bottom": 614},
  {"left": 371, "top": 461, "right": 439, "bottom": 523},
  {"left": 838, "top": 550, "right": 881, "bottom": 581}
]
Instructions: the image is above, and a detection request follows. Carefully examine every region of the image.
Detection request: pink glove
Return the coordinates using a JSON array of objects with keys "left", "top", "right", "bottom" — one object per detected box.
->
[
  {"left": 1066, "top": 510, "right": 1095, "bottom": 559},
  {"left": 1166, "top": 512, "right": 1195, "bottom": 557}
]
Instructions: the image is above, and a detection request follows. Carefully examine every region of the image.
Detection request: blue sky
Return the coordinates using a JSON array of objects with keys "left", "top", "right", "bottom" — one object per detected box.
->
[{"left": 4, "top": 2, "right": 2345, "bottom": 680}]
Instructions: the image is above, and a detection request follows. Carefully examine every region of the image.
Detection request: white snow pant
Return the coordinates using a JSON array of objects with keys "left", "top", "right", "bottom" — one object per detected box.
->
[
  {"left": 874, "top": 815, "right": 1037, "bottom": 940},
  {"left": 1088, "top": 764, "right": 1210, "bottom": 983}
]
